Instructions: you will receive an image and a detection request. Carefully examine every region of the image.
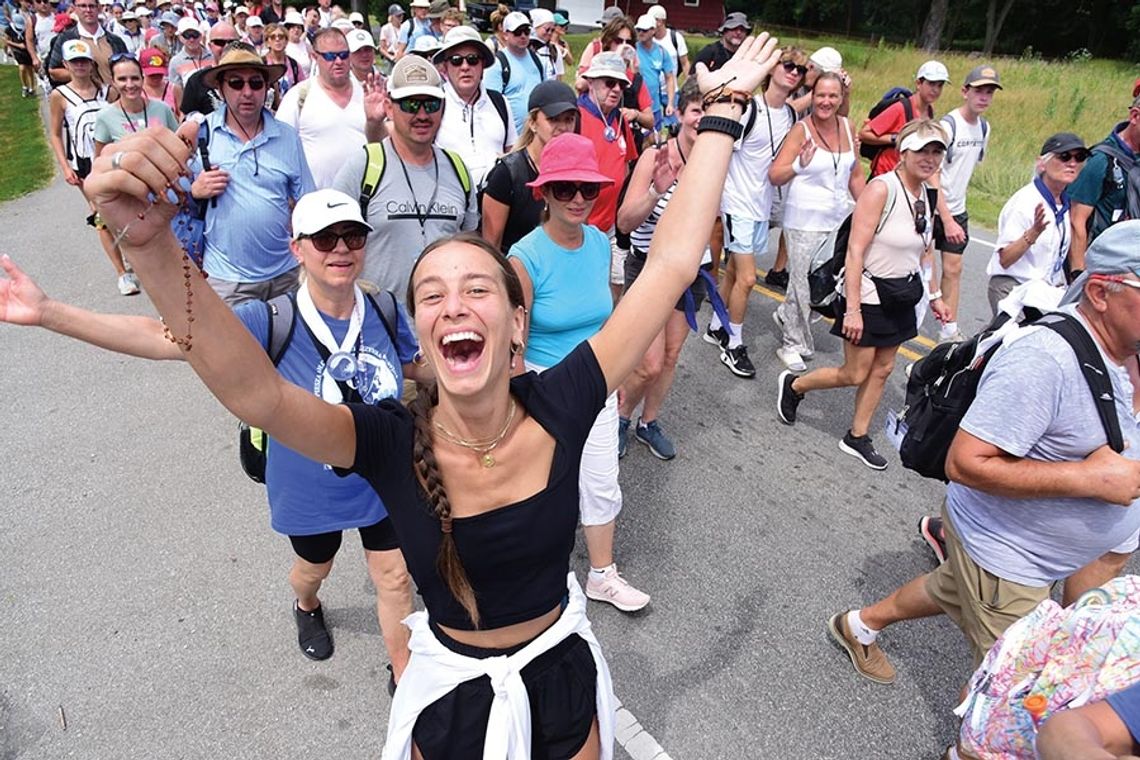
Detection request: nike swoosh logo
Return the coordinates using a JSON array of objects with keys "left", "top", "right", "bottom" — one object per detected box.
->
[{"left": 326, "top": 201, "right": 348, "bottom": 208}]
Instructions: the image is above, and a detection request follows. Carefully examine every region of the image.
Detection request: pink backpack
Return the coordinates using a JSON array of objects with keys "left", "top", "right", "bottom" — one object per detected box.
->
[{"left": 955, "top": 575, "right": 1140, "bottom": 759}]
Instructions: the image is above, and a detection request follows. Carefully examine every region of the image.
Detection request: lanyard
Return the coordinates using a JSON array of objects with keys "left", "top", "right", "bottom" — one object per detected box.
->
[
  {"left": 578, "top": 92, "right": 621, "bottom": 142},
  {"left": 392, "top": 142, "right": 440, "bottom": 242},
  {"left": 120, "top": 98, "right": 148, "bottom": 132},
  {"left": 1033, "top": 175, "right": 1070, "bottom": 264},
  {"left": 295, "top": 282, "right": 365, "bottom": 404}
]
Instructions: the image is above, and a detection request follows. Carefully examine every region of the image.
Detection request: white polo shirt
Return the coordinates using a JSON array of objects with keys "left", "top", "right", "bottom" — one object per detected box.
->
[
  {"left": 435, "top": 81, "right": 517, "bottom": 188},
  {"left": 989, "top": 180, "right": 1071, "bottom": 286}
]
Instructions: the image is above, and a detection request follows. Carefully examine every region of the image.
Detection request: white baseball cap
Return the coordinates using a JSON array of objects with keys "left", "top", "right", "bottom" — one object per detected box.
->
[
  {"left": 331, "top": 17, "right": 355, "bottom": 31},
  {"left": 283, "top": 8, "right": 304, "bottom": 24},
  {"left": 502, "top": 10, "right": 529, "bottom": 32},
  {"left": 348, "top": 11, "right": 364, "bottom": 23},
  {"left": 915, "top": 60, "right": 950, "bottom": 83},
  {"left": 63, "top": 39, "right": 96, "bottom": 61},
  {"left": 809, "top": 46, "right": 842, "bottom": 73},
  {"left": 646, "top": 4, "right": 666, "bottom": 20},
  {"left": 346, "top": 28, "right": 376, "bottom": 52},
  {"left": 245, "top": 14, "right": 263, "bottom": 26},
  {"left": 134, "top": 6, "right": 152, "bottom": 16},
  {"left": 176, "top": 16, "right": 200, "bottom": 35},
  {"left": 233, "top": 4, "right": 249, "bottom": 14},
  {"left": 633, "top": 13, "right": 654, "bottom": 31},
  {"left": 529, "top": 8, "right": 553, "bottom": 28},
  {"left": 291, "top": 189, "right": 373, "bottom": 240}
]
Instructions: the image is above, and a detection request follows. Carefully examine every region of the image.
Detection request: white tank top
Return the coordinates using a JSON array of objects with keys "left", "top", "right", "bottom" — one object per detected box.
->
[
  {"left": 783, "top": 117, "right": 857, "bottom": 232},
  {"left": 34, "top": 12, "right": 56, "bottom": 58}
]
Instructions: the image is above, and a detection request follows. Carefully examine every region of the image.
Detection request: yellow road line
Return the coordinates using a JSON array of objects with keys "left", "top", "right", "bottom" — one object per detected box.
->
[{"left": 716, "top": 266, "right": 931, "bottom": 363}]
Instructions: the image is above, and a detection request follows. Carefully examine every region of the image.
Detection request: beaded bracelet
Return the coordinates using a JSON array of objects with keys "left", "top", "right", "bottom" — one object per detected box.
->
[{"left": 697, "top": 115, "right": 744, "bottom": 141}]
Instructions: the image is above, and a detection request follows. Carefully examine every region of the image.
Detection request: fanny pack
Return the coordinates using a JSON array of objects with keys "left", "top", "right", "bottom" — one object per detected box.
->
[{"left": 867, "top": 271, "right": 923, "bottom": 310}]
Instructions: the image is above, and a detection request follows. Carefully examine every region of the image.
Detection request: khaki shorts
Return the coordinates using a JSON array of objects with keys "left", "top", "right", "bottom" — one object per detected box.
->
[{"left": 925, "top": 503, "right": 1050, "bottom": 665}]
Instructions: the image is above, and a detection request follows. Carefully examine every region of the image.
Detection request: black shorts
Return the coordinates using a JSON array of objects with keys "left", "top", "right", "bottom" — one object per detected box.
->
[
  {"left": 624, "top": 246, "right": 713, "bottom": 312},
  {"left": 413, "top": 627, "right": 597, "bottom": 760},
  {"left": 933, "top": 212, "right": 969, "bottom": 254},
  {"left": 75, "top": 156, "right": 92, "bottom": 180},
  {"left": 830, "top": 299, "right": 917, "bottom": 348},
  {"left": 287, "top": 516, "right": 398, "bottom": 564}
]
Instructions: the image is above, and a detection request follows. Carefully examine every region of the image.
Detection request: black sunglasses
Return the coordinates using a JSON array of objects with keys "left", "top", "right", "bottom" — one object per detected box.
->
[
  {"left": 446, "top": 53, "right": 483, "bottom": 67},
  {"left": 782, "top": 60, "right": 807, "bottom": 77},
  {"left": 181, "top": 30, "right": 201, "bottom": 39},
  {"left": 913, "top": 198, "right": 928, "bottom": 235},
  {"left": 548, "top": 181, "right": 601, "bottom": 202},
  {"left": 1055, "top": 149, "right": 1090, "bottom": 163},
  {"left": 599, "top": 77, "right": 627, "bottom": 91},
  {"left": 509, "top": 25, "right": 530, "bottom": 36},
  {"left": 305, "top": 229, "right": 368, "bottom": 252},
  {"left": 396, "top": 97, "right": 442, "bottom": 114},
  {"left": 209, "top": 37, "right": 238, "bottom": 46},
  {"left": 225, "top": 76, "right": 265, "bottom": 91}
]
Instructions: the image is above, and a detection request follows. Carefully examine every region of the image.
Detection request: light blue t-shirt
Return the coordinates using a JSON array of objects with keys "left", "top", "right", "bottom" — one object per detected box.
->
[
  {"left": 635, "top": 40, "right": 668, "bottom": 122},
  {"left": 234, "top": 292, "right": 418, "bottom": 536},
  {"left": 946, "top": 306, "right": 1140, "bottom": 586},
  {"left": 1108, "top": 680, "right": 1140, "bottom": 744},
  {"left": 486, "top": 47, "right": 543, "bottom": 134},
  {"left": 509, "top": 224, "right": 612, "bottom": 368},
  {"left": 397, "top": 16, "right": 436, "bottom": 47}
]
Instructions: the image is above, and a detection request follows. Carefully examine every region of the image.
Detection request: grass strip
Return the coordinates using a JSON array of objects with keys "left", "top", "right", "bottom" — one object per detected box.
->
[{"left": 0, "top": 67, "right": 54, "bottom": 201}]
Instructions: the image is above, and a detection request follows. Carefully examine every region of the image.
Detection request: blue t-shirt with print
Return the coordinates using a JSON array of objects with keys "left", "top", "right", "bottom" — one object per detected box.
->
[
  {"left": 509, "top": 224, "right": 612, "bottom": 368},
  {"left": 235, "top": 293, "right": 418, "bottom": 536}
]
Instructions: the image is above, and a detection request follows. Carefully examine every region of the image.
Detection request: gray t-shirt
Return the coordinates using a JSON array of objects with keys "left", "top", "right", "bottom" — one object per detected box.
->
[
  {"left": 946, "top": 306, "right": 1140, "bottom": 586},
  {"left": 332, "top": 140, "right": 480, "bottom": 302}
]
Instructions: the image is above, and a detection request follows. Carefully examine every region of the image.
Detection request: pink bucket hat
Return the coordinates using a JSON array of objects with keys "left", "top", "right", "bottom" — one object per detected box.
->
[{"left": 527, "top": 134, "right": 614, "bottom": 198}]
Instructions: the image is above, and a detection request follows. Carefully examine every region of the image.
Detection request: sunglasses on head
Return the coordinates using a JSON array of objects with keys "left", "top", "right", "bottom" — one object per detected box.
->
[
  {"left": 781, "top": 60, "right": 807, "bottom": 77},
  {"left": 305, "top": 228, "right": 368, "bottom": 252},
  {"left": 225, "top": 75, "right": 265, "bottom": 90},
  {"left": 446, "top": 53, "right": 483, "bottom": 67},
  {"left": 913, "top": 198, "right": 928, "bottom": 235},
  {"left": 1055, "top": 149, "right": 1090, "bottom": 163},
  {"left": 396, "top": 97, "right": 443, "bottom": 114},
  {"left": 317, "top": 49, "right": 350, "bottom": 61},
  {"left": 181, "top": 29, "right": 201, "bottom": 39},
  {"left": 548, "top": 181, "right": 601, "bottom": 202}
]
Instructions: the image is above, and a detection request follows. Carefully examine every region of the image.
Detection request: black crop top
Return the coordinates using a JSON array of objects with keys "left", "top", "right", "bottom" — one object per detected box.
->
[{"left": 342, "top": 341, "right": 608, "bottom": 630}]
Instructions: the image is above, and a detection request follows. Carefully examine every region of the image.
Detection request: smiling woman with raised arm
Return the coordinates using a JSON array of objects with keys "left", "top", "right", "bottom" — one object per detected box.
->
[{"left": 76, "top": 31, "right": 781, "bottom": 760}]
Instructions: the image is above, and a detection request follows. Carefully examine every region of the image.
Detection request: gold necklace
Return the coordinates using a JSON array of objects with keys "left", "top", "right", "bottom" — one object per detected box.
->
[{"left": 433, "top": 399, "right": 517, "bottom": 468}]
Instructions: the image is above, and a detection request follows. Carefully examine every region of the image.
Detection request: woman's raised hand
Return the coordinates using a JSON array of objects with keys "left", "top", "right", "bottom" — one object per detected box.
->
[
  {"left": 694, "top": 32, "right": 781, "bottom": 97},
  {"left": 0, "top": 256, "right": 50, "bottom": 327},
  {"left": 82, "top": 127, "right": 194, "bottom": 250}
]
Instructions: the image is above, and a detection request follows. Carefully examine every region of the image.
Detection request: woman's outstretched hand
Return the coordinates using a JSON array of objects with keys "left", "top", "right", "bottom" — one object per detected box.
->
[
  {"left": 0, "top": 256, "right": 49, "bottom": 327},
  {"left": 82, "top": 127, "right": 194, "bottom": 250},
  {"left": 694, "top": 32, "right": 782, "bottom": 96}
]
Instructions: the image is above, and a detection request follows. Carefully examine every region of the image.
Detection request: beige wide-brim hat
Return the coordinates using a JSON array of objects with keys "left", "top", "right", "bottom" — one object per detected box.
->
[{"left": 202, "top": 45, "right": 285, "bottom": 89}]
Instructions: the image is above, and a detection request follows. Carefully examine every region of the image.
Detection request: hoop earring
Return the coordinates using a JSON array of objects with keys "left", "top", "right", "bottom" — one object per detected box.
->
[{"left": 412, "top": 350, "right": 428, "bottom": 368}]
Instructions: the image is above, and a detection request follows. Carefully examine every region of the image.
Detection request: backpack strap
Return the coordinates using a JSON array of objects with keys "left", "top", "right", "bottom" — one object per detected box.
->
[
  {"left": 486, "top": 89, "right": 510, "bottom": 147},
  {"left": 1037, "top": 312, "right": 1125, "bottom": 453},
  {"left": 359, "top": 141, "right": 387, "bottom": 216},
  {"left": 979, "top": 116, "right": 989, "bottom": 162},
  {"left": 264, "top": 292, "right": 297, "bottom": 366},
  {"left": 496, "top": 49, "right": 510, "bottom": 88},
  {"left": 900, "top": 95, "right": 914, "bottom": 124},
  {"left": 740, "top": 95, "right": 759, "bottom": 141},
  {"left": 527, "top": 47, "right": 543, "bottom": 79},
  {"left": 441, "top": 147, "right": 472, "bottom": 197},
  {"left": 363, "top": 290, "right": 399, "bottom": 346},
  {"left": 941, "top": 114, "right": 957, "bottom": 164}
]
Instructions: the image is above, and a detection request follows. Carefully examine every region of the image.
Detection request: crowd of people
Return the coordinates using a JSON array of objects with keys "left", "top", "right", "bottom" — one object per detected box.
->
[{"left": 2, "top": 1, "right": 1140, "bottom": 757}]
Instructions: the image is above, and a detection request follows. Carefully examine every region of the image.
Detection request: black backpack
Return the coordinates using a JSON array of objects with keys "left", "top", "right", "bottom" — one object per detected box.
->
[
  {"left": 895, "top": 311, "right": 1124, "bottom": 483},
  {"left": 237, "top": 290, "right": 399, "bottom": 484},
  {"left": 859, "top": 87, "right": 915, "bottom": 161}
]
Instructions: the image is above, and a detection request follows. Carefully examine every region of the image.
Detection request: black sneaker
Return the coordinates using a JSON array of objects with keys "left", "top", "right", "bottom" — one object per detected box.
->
[
  {"left": 776, "top": 370, "right": 802, "bottom": 424},
  {"left": 293, "top": 600, "right": 334, "bottom": 661},
  {"left": 720, "top": 344, "right": 756, "bottom": 378},
  {"left": 918, "top": 516, "right": 948, "bottom": 564},
  {"left": 703, "top": 325, "right": 729, "bottom": 349},
  {"left": 839, "top": 431, "right": 888, "bottom": 470},
  {"left": 764, "top": 268, "right": 789, "bottom": 290}
]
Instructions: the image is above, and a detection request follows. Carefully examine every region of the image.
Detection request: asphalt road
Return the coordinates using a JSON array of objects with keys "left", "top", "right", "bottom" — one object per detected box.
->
[{"left": 0, "top": 175, "right": 1107, "bottom": 759}]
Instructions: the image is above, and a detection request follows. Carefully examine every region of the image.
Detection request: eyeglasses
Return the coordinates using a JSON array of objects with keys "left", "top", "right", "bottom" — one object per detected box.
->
[
  {"left": 73, "top": 3, "right": 97, "bottom": 8},
  {"left": 209, "top": 37, "right": 237, "bottom": 46},
  {"left": 1055, "top": 149, "right": 1090, "bottom": 163},
  {"left": 913, "top": 197, "right": 928, "bottom": 235},
  {"left": 508, "top": 25, "right": 530, "bottom": 36},
  {"left": 395, "top": 97, "right": 443, "bottom": 114},
  {"left": 267, "top": 33, "right": 286, "bottom": 39},
  {"left": 782, "top": 60, "right": 808, "bottom": 77},
  {"left": 225, "top": 76, "right": 265, "bottom": 90},
  {"left": 305, "top": 229, "right": 368, "bottom": 252},
  {"left": 598, "top": 77, "right": 626, "bottom": 91},
  {"left": 317, "top": 49, "right": 350, "bottom": 61},
  {"left": 548, "top": 181, "right": 601, "bottom": 202},
  {"left": 181, "top": 30, "right": 201, "bottom": 39},
  {"left": 446, "top": 53, "right": 483, "bottom": 67}
]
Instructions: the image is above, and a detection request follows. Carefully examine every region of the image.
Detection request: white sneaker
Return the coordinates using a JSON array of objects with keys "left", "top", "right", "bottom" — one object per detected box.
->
[
  {"left": 117, "top": 272, "right": 140, "bottom": 296},
  {"left": 776, "top": 346, "right": 807, "bottom": 372},
  {"left": 938, "top": 330, "right": 965, "bottom": 344},
  {"left": 585, "top": 566, "right": 650, "bottom": 612}
]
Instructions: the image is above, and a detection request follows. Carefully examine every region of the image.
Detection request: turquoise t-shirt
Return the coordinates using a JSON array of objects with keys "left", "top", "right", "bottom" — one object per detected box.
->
[
  {"left": 92, "top": 99, "right": 178, "bottom": 145},
  {"left": 510, "top": 224, "right": 613, "bottom": 368}
]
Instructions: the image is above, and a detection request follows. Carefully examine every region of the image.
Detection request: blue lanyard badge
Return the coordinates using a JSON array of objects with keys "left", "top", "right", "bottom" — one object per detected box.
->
[{"left": 1033, "top": 175, "right": 1070, "bottom": 271}]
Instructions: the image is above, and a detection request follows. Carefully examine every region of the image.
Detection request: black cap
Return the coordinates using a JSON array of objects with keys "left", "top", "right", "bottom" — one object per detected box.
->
[
  {"left": 528, "top": 79, "right": 578, "bottom": 118},
  {"left": 718, "top": 12, "right": 751, "bottom": 32},
  {"left": 1040, "top": 132, "right": 1086, "bottom": 156}
]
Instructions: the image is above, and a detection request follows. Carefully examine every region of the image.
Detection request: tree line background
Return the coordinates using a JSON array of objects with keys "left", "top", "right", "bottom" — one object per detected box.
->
[{"left": 725, "top": 0, "right": 1140, "bottom": 61}]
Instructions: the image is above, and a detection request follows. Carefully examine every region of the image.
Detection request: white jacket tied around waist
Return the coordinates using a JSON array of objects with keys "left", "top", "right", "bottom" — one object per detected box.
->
[{"left": 382, "top": 572, "right": 616, "bottom": 760}]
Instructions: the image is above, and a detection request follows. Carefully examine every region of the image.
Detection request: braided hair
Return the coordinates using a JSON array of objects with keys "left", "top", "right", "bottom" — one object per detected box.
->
[{"left": 404, "top": 233, "right": 527, "bottom": 628}]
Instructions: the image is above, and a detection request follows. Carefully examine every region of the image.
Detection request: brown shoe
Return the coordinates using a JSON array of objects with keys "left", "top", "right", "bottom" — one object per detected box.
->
[{"left": 828, "top": 611, "right": 896, "bottom": 684}]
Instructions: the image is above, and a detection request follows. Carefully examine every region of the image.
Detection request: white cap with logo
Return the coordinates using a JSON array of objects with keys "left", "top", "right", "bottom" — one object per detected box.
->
[
  {"left": 292, "top": 189, "right": 373, "bottom": 240},
  {"left": 915, "top": 60, "right": 950, "bottom": 83}
]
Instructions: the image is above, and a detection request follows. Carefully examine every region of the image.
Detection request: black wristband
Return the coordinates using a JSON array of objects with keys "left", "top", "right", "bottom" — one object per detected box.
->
[{"left": 697, "top": 115, "right": 744, "bottom": 141}]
